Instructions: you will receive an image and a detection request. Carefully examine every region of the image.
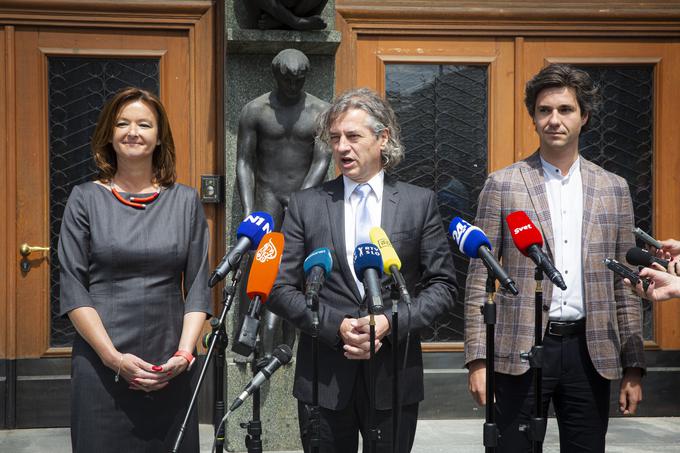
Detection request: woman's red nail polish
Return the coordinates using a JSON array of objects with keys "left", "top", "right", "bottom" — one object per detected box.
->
[
  {"left": 152, "top": 365, "right": 163, "bottom": 372},
  {"left": 166, "top": 371, "right": 173, "bottom": 376}
]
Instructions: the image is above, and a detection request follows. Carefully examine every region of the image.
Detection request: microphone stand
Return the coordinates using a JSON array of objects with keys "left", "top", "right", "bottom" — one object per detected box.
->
[
  {"left": 242, "top": 342, "right": 264, "bottom": 453},
  {"left": 389, "top": 284, "right": 400, "bottom": 453},
  {"left": 307, "top": 290, "right": 321, "bottom": 453},
  {"left": 171, "top": 267, "right": 243, "bottom": 453},
  {"left": 519, "top": 267, "right": 546, "bottom": 453},
  {"left": 368, "top": 305, "right": 379, "bottom": 453},
  {"left": 482, "top": 273, "right": 498, "bottom": 452}
]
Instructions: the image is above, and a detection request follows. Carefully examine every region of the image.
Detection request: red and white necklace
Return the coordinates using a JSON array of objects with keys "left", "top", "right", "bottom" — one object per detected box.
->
[{"left": 109, "top": 181, "right": 161, "bottom": 210}]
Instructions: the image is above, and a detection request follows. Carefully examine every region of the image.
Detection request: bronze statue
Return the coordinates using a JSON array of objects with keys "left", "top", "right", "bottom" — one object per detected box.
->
[
  {"left": 236, "top": 49, "right": 331, "bottom": 357},
  {"left": 244, "top": 0, "right": 329, "bottom": 30}
]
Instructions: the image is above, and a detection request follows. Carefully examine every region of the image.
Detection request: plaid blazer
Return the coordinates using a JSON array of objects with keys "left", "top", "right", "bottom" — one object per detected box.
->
[{"left": 464, "top": 151, "right": 646, "bottom": 379}]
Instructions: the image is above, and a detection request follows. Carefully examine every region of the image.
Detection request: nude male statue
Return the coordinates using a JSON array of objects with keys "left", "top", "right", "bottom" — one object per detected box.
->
[
  {"left": 236, "top": 49, "right": 331, "bottom": 357},
  {"left": 244, "top": 0, "right": 329, "bottom": 30}
]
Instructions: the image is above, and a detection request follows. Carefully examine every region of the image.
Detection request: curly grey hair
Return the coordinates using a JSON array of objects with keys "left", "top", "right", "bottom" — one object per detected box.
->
[{"left": 317, "top": 88, "right": 404, "bottom": 171}]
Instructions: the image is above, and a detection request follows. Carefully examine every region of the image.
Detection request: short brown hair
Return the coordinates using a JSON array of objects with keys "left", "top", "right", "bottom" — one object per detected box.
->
[
  {"left": 524, "top": 64, "right": 601, "bottom": 132},
  {"left": 92, "top": 87, "right": 176, "bottom": 185}
]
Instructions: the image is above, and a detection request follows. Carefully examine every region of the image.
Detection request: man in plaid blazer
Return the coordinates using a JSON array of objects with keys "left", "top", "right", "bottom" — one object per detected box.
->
[{"left": 464, "top": 64, "right": 645, "bottom": 452}]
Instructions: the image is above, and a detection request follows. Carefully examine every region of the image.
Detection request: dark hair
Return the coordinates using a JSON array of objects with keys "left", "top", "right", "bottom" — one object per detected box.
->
[
  {"left": 524, "top": 64, "right": 602, "bottom": 131},
  {"left": 316, "top": 88, "right": 404, "bottom": 171},
  {"left": 92, "top": 87, "right": 176, "bottom": 186},
  {"left": 271, "top": 49, "right": 310, "bottom": 77}
]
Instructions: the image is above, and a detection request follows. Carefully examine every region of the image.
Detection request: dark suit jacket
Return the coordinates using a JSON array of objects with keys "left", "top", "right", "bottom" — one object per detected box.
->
[
  {"left": 464, "top": 152, "right": 646, "bottom": 379},
  {"left": 268, "top": 174, "right": 457, "bottom": 411}
]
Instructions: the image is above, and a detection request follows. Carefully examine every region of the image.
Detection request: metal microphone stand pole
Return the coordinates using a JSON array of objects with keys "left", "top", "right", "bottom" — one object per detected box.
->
[
  {"left": 482, "top": 273, "right": 498, "bottom": 452},
  {"left": 307, "top": 291, "right": 321, "bottom": 453},
  {"left": 389, "top": 285, "right": 400, "bottom": 453},
  {"left": 171, "top": 268, "right": 243, "bottom": 453},
  {"left": 519, "top": 267, "right": 546, "bottom": 453},
  {"left": 242, "top": 342, "right": 264, "bottom": 453},
  {"left": 367, "top": 304, "right": 379, "bottom": 453}
]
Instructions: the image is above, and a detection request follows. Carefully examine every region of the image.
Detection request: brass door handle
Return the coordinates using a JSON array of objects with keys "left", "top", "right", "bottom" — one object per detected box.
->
[{"left": 20, "top": 243, "right": 50, "bottom": 257}]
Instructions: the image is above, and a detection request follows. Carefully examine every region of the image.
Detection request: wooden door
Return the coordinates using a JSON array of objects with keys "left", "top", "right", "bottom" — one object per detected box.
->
[
  {"left": 15, "top": 27, "right": 191, "bottom": 357},
  {"left": 520, "top": 39, "right": 680, "bottom": 349},
  {"left": 353, "top": 35, "right": 515, "bottom": 349},
  {"left": 352, "top": 35, "right": 680, "bottom": 350},
  {"left": 4, "top": 24, "right": 211, "bottom": 427}
]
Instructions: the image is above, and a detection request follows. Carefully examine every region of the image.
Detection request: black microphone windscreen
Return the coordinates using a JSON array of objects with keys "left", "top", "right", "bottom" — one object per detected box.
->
[
  {"left": 626, "top": 247, "right": 652, "bottom": 266},
  {"left": 272, "top": 344, "right": 293, "bottom": 365},
  {"left": 626, "top": 247, "right": 668, "bottom": 268}
]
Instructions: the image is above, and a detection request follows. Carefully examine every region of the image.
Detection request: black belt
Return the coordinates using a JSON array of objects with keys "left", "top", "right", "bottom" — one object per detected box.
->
[{"left": 547, "top": 318, "right": 586, "bottom": 337}]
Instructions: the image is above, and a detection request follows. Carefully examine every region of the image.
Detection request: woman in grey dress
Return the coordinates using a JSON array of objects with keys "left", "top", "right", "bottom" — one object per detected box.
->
[{"left": 58, "top": 87, "right": 212, "bottom": 452}]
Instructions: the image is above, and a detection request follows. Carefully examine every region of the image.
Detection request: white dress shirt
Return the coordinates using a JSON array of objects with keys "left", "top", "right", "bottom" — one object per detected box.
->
[
  {"left": 541, "top": 156, "right": 585, "bottom": 321},
  {"left": 343, "top": 171, "right": 384, "bottom": 296}
]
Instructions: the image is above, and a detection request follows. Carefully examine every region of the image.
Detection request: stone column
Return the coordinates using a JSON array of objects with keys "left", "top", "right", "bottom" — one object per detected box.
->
[{"left": 222, "top": 1, "right": 340, "bottom": 450}]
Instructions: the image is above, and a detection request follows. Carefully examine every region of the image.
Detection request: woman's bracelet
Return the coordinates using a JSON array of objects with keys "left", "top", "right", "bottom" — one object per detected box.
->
[
  {"left": 114, "top": 354, "right": 124, "bottom": 383},
  {"left": 173, "top": 350, "right": 195, "bottom": 370}
]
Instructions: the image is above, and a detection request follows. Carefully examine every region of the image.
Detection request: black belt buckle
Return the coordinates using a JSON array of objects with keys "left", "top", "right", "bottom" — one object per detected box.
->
[
  {"left": 548, "top": 321, "right": 568, "bottom": 337},
  {"left": 548, "top": 319, "right": 584, "bottom": 337}
]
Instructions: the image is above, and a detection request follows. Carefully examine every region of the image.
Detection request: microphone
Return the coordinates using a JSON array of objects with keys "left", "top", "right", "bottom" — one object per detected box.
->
[
  {"left": 449, "top": 217, "right": 519, "bottom": 295},
  {"left": 626, "top": 247, "right": 670, "bottom": 270},
  {"left": 303, "top": 248, "right": 333, "bottom": 306},
  {"left": 369, "top": 227, "right": 412, "bottom": 304},
  {"left": 505, "top": 211, "right": 567, "bottom": 291},
  {"left": 353, "top": 243, "right": 384, "bottom": 313},
  {"left": 209, "top": 212, "right": 274, "bottom": 287},
  {"left": 228, "top": 344, "right": 293, "bottom": 412},
  {"left": 232, "top": 232, "right": 285, "bottom": 357}
]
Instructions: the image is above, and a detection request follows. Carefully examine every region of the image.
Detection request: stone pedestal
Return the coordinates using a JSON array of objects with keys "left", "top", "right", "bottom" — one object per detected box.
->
[{"left": 223, "top": 1, "right": 340, "bottom": 451}]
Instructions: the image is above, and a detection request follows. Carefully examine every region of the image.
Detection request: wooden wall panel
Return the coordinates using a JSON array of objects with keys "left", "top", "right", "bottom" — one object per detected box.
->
[
  {"left": 14, "top": 28, "right": 51, "bottom": 358},
  {"left": 336, "top": 0, "right": 680, "bottom": 27},
  {"left": 0, "top": 26, "right": 9, "bottom": 360},
  {"left": 2, "top": 26, "right": 18, "bottom": 361}
]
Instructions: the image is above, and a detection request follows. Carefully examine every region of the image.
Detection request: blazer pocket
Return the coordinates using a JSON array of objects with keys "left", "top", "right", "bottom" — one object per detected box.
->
[{"left": 390, "top": 228, "right": 417, "bottom": 243}]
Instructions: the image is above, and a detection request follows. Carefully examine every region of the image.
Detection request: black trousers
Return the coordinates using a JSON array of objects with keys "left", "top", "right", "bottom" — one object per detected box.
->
[
  {"left": 494, "top": 331, "right": 611, "bottom": 453},
  {"left": 297, "top": 367, "right": 419, "bottom": 453}
]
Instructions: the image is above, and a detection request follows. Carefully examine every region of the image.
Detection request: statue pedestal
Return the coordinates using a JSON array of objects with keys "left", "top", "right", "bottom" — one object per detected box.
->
[{"left": 222, "top": 1, "right": 339, "bottom": 451}]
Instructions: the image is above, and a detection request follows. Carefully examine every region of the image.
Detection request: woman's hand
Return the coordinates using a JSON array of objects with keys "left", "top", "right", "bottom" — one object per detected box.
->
[
  {"left": 117, "top": 353, "right": 169, "bottom": 392},
  {"left": 157, "top": 355, "right": 190, "bottom": 381}
]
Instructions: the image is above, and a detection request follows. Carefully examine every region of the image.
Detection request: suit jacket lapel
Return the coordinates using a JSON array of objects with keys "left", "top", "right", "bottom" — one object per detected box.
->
[
  {"left": 381, "top": 175, "right": 400, "bottom": 237},
  {"left": 520, "top": 151, "right": 555, "bottom": 257},
  {"left": 325, "top": 176, "right": 363, "bottom": 303},
  {"left": 580, "top": 158, "right": 601, "bottom": 264}
]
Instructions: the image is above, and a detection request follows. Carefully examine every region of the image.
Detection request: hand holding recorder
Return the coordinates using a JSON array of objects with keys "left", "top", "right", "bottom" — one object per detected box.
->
[{"left": 604, "top": 258, "right": 650, "bottom": 292}]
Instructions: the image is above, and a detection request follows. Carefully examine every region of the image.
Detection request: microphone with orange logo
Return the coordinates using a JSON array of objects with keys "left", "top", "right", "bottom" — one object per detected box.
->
[{"left": 232, "top": 232, "right": 285, "bottom": 357}]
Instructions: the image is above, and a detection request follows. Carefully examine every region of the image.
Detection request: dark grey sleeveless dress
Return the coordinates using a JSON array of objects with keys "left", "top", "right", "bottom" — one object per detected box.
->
[{"left": 58, "top": 182, "right": 212, "bottom": 453}]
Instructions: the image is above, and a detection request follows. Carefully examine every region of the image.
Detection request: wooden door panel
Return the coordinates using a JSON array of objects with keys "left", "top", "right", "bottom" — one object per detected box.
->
[
  {"left": 14, "top": 27, "right": 192, "bottom": 358},
  {"left": 354, "top": 36, "right": 515, "bottom": 348},
  {"left": 351, "top": 35, "right": 679, "bottom": 349},
  {"left": 356, "top": 36, "right": 516, "bottom": 173},
  {"left": 521, "top": 40, "right": 680, "bottom": 349}
]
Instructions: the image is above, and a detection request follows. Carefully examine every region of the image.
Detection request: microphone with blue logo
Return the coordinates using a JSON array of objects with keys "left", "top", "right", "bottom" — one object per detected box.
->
[
  {"left": 449, "top": 217, "right": 519, "bottom": 295},
  {"left": 209, "top": 212, "right": 274, "bottom": 287},
  {"left": 353, "top": 243, "right": 385, "bottom": 314},
  {"left": 303, "top": 248, "right": 333, "bottom": 307},
  {"left": 303, "top": 248, "right": 333, "bottom": 453},
  {"left": 353, "top": 243, "right": 384, "bottom": 452}
]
